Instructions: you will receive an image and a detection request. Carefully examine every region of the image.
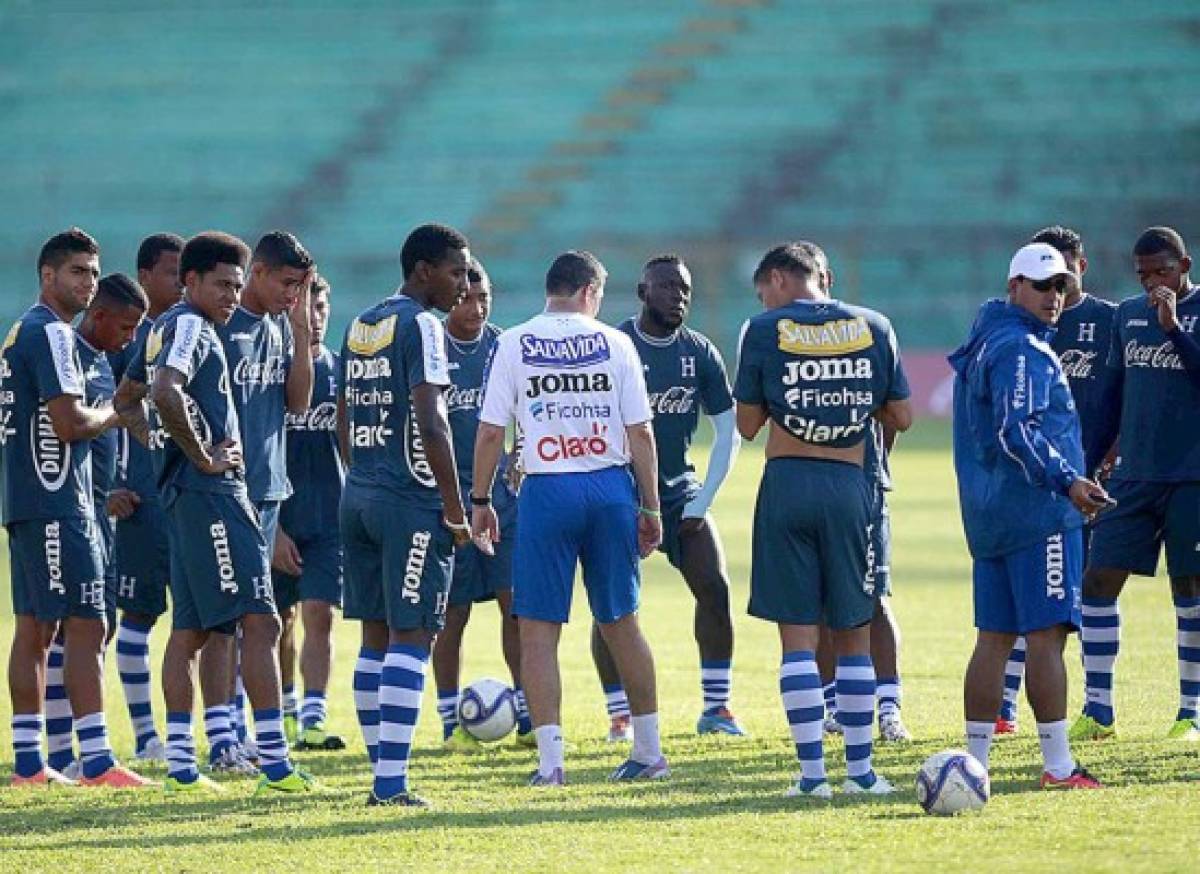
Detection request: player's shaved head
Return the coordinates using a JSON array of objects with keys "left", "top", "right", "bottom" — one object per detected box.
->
[
  {"left": 1031, "top": 226, "right": 1084, "bottom": 258},
  {"left": 752, "top": 242, "right": 824, "bottom": 284},
  {"left": 1133, "top": 226, "right": 1187, "bottom": 260},
  {"left": 93, "top": 272, "right": 148, "bottom": 314}
]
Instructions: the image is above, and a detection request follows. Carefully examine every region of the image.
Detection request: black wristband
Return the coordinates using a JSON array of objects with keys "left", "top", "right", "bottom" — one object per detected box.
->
[{"left": 470, "top": 494, "right": 492, "bottom": 507}]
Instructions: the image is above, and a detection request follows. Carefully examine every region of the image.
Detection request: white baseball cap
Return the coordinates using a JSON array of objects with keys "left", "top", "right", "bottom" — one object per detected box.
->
[{"left": 1008, "top": 243, "right": 1072, "bottom": 281}]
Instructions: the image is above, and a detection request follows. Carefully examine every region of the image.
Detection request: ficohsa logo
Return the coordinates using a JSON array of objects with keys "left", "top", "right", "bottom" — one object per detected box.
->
[
  {"left": 30, "top": 404, "right": 70, "bottom": 491},
  {"left": 536, "top": 422, "right": 610, "bottom": 462}
]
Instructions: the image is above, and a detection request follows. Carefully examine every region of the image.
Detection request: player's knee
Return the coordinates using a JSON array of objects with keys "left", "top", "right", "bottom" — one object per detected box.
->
[
  {"left": 1082, "top": 566, "right": 1125, "bottom": 599},
  {"left": 242, "top": 612, "right": 282, "bottom": 646},
  {"left": 301, "top": 600, "right": 334, "bottom": 634},
  {"left": 63, "top": 615, "right": 107, "bottom": 650}
]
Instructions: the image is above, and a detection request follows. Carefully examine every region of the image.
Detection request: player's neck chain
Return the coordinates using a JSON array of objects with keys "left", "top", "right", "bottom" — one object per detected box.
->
[{"left": 447, "top": 329, "right": 485, "bottom": 356}]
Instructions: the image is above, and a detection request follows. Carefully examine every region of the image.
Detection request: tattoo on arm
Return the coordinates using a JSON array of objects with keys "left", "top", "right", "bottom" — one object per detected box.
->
[
  {"left": 151, "top": 369, "right": 211, "bottom": 470},
  {"left": 114, "top": 377, "right": 152, "bottom": 447}
]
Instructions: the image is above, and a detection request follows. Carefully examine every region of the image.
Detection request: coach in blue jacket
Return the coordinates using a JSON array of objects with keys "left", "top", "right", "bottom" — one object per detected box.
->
[{"left": 949, "top": 242, "right": 1111, "bottom": 790}]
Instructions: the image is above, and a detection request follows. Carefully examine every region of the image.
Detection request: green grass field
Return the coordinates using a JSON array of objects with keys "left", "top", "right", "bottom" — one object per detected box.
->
[{"left": 0, "top": 420, "right": 1196, "bottom": 872}]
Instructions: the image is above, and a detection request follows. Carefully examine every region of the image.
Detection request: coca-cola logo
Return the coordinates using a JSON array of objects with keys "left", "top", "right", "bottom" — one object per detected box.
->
[
  {"left": 286, "top": 400, "right": 337, "bottom": 431},
  {"left": 1058, "top": 349, "right": 1097, "bottom": 379},
  {"left": 1125, "top": 340, "right": 1184, "bottom": 371},
  {"left": 233, "top": 355, "right": 286, "bottom": 387},
  {"left": 445, "top": 384, "right": 483, "bottom": 413},
  {"left": 647, "top": 386, "right": 696, "bottom": 415}
]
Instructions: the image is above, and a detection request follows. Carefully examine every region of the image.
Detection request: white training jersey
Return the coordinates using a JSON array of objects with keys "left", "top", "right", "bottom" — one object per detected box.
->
[{"left": 479, "top": 311, "right": 652, "bottom": 474}]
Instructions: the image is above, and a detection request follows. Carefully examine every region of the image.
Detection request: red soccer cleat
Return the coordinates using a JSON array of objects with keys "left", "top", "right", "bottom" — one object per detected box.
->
[
  {"left": 78, "top": 764, "right": 158, "bottom": 788},
  {"left": 1040, "top": 766, "right": 1102, "bottom": 790},
  {"left": 994, "top": 717, "right": 1018, "bottom": 735},
  {"left": 11, "top": 767, "right": 76, "bottom": 787}
]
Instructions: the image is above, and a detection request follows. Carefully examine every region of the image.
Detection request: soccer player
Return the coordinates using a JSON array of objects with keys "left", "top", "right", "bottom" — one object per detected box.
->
[
  {"left": 272, "top": 273, "right": 346, "bottom": 751},
  {"left": 590, "top": 254, "right": 743, "bottom": 740},
  {"left": 4, "top": 228, "right": 151, "bottom": 787},
  {"left": 996, "top": 226, "right": 1117, "bottom": 735},
  {"left": 1072, "top": 226, "right": 1200, "bottom": 742},
  {"left": 431, "top": 258, "right": 533, "bottom": 751},
  {"left": 118, "top": 231, "right": 313, "bottom": 794},
  {"left": 735, "top": 242, "right": 911, "bottom": 798},
  {"left": 472, "top": 250, "right": 668, "bottom": 786},
  {"left": 339, "top": 223, "right": 473, "bottom": 806},
  {"left": 214, "top": 230, "right": 315, "bottom": 758},
  {"left": 950, "top": 242, "right": 1109, "bottom": 790},
  {"left": 110, "top": 233, "right": 184, "bottom": 762}
]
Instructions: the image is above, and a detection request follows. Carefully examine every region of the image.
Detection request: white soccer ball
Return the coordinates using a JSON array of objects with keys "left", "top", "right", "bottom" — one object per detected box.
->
[
  {"left": 916, "top": 749, "right": 990, "bottom": 815},
  {"left": 457, "top": 678, "right": 518, "bottom": 742}
]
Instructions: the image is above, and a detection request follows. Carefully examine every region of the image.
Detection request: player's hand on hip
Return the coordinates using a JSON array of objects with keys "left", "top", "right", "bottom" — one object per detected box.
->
[
  {"left": 201, "top": 439, "right": 242, "bottom": 475},
  {"left": 638, "top": 512, "right": 663, "bottom": 559},
  {"left": 1069, "top": 477, "right": 1113, "bottom": 518},
  {"left": 272, "top": 528, "right": 304, "bottom": 576},
  {"left": 105, "top": 488, "right": 141, "bottom": 520},
  {"left": 469, "top": 505, "right": 499, "bottom": 555}
]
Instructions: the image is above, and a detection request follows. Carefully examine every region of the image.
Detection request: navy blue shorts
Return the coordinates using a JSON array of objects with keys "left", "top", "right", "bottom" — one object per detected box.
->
[
  {"left": 1088, "top": 480, "right": 1200, "bottom": 578},
  {"left": 340, "top": 483, "right": 454, "bottom": 632},
  {"left": 749, "top": 458, "right": 875, "bottom": 630},
  {"left": 973, "top": 528, "right": 1083, "bottom": 634},
  {"left": 96, "top": 505, "right": 118, "bottom": 626},
  {"left": 8, "top": 516, "right": 107, "bottom": 622},
  {"left": 449, "top": 493, "right": 516, "bottom": 608},
  {"left": 114, "top": 498, "right": 171, "bottom": 618},
  {"left": 166, "top": 489, "right": 276, "bottom": 633},
  {"left": 512, "top": 467, "right": 639, "bottom": 625},
  {"left": 658, "top": 489, "right": 698, "bottom": 570},
  {"left": 272, "top": 531, "right": 343, "bottom": 612}
]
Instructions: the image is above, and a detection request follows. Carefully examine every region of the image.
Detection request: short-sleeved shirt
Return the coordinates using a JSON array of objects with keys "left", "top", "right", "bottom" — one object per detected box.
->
[
  {"left": 279, "top": 344, "right": 343, "bottom": 541},
  {"left": 733, "top": 299, "right": 910, "bottom": 448},
  {"left": 445, "top": 322, "right": 513, "bottom": 495},
  {"left": 126, "top": 301, "right": 245, "bottom": 497},
  {"left": 479, "top": 312, "right": 652, "bottom": 475},
  {"left": 78, "top": 336, "right": 118, "bottom": 504},
  {"left": 341, "top": 292, "right": 450, "bottom": 508},
  {"left": 217, "top": 306, "right": 293, "bottom": 502},
  {"left": 1107, "top": 286, "right": 1200, "bottom": 482},
  {"left": 1050, "top": 293, "right": 1117, "bottom": 466},
  {"left": 0, "top": 303, "right": 93, "bottom": 524},
  {"left": 109, "top": 319, "right": 159, "bottom": 502},
  {"left": 617, "top": 317, "right": 733, "bottom": 502}
]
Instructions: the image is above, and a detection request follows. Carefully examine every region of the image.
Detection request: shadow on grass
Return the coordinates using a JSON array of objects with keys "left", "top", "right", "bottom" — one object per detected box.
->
[{"left": 4, "top": 734, "right": 1191, "bottom": 850}]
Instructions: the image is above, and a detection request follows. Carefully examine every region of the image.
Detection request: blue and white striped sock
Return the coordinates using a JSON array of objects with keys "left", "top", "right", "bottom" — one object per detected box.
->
[
  {"left": 437, "top": 689, "right": 459, "bottom": 740},
  {"left": 700, "top": 659, "right": 732, "bottom": 714},
  {"left": 780, "top": 650, "right": 825, "bottom": 789},
  {"left": 1000, "top": 637, "right": 1026, "bottom": 721},
  {"left": 375, "top": 644, "right": 428, "bottom": 799},
  {"left": 282, "top": 684, "right": 299, "bottom": 721},
  {"left": 1081, "top": 597, "right": 1119, "bottom": 725},
  {"left": 301, "top": 690, "right": 327, "bottom": 730},
  {"left": 254, "top": 708, "right": 292, "bottom": 782},
  {"left": 75, "top": 711, "right": 116, "bottom": 778},
  {"left": 603, "top": 684, "right": 630, "bottom": 720},
  {"left": 1174, "top": 596, "right": 1200, "bottom": 722},
  {"left": 44, "top": 639, "right": 75, "bottom": 772},
  {"left": 822, "top": 680, "right": 837, "bottom": 721},
  {"left": 230, "top": 670, "right": 249, "bottom": 745},
  {"left": 514, "top": 686, "right": 532, "bottom": 735},
  {"left": 166, "top": 711, "right": 198, "bottom": 782},
  {"left": 837, "top": 655, "right": 877, "bottom": 785},
  {"left": 353, "top": 647, "right": 384, "bottom": 765},
  {"left": 116, "top": 617, "right": 159, "bottom": 752},
  {"left": 876, "top": 676, "right": 901, "bottom": 718},
  {"left": 204, "top": 705, "right": 236, "bottom": 761},
  {"left": 12, "top": 713, "right": 45, "bottom": 778}
]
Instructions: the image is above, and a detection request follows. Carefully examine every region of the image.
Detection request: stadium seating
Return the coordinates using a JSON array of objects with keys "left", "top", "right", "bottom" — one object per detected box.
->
[{"left": 2, "top": 0, "right": 1196, "bottom": 352}]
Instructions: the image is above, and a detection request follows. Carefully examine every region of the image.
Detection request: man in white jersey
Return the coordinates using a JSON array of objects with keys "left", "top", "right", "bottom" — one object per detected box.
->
[{"left": 471, "top": 250, "right": 667, "bottom": 785}]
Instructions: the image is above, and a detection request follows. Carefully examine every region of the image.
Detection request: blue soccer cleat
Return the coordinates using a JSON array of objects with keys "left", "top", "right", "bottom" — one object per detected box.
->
[
  {"left": 696, "top": 707, "right": 747, "bottom": 737},
  {"left": 609, "top": 756, "right": 670, "bottom": 781}
]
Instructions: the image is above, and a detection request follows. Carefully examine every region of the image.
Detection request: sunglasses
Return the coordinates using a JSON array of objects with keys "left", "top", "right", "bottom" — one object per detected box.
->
[{"left": 1025, "top": 276, "right": 1068, "bottom": 293}]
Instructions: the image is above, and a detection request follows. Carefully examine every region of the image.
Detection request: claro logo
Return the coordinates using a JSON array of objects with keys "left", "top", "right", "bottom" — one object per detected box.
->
[
  {"left": 536, "top": 422, "right": 610, "bottom": 462},
  {"left": 30, "top": 405, "right": 70, "bottom": 491}
]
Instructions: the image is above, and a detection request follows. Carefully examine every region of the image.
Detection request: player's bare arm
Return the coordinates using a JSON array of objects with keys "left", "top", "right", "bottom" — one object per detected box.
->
[
  {"left": 470, "top": 421, "right": 506, "bottom": 553},
  {"left": 151, "top": 364, "right": 241, "bottom": 475},
  {"left": 113, "top": 375, "right": 152, "bottom": 447},
  {"left": 626, "top": 420, "right": 662, "bottom": 558},
  {"left": 736, "top": 401, "right": 768, "bottom": 441},
  {"left": 285, "top": 269, "right": 315, "bottom": 415},
  {"left": 411, "top": 380, "right": 469, "bottom": 544},
  {"left": 46, "top": 391, "right": 120, "bottom": 442},
  {"left": 875, "top": 397, "right": 914, "bottom": 433}
]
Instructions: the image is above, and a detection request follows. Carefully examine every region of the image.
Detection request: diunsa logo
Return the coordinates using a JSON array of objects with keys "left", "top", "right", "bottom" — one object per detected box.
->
[{"left": 30, "top": 405, "right": 70, "bottom": 491}]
